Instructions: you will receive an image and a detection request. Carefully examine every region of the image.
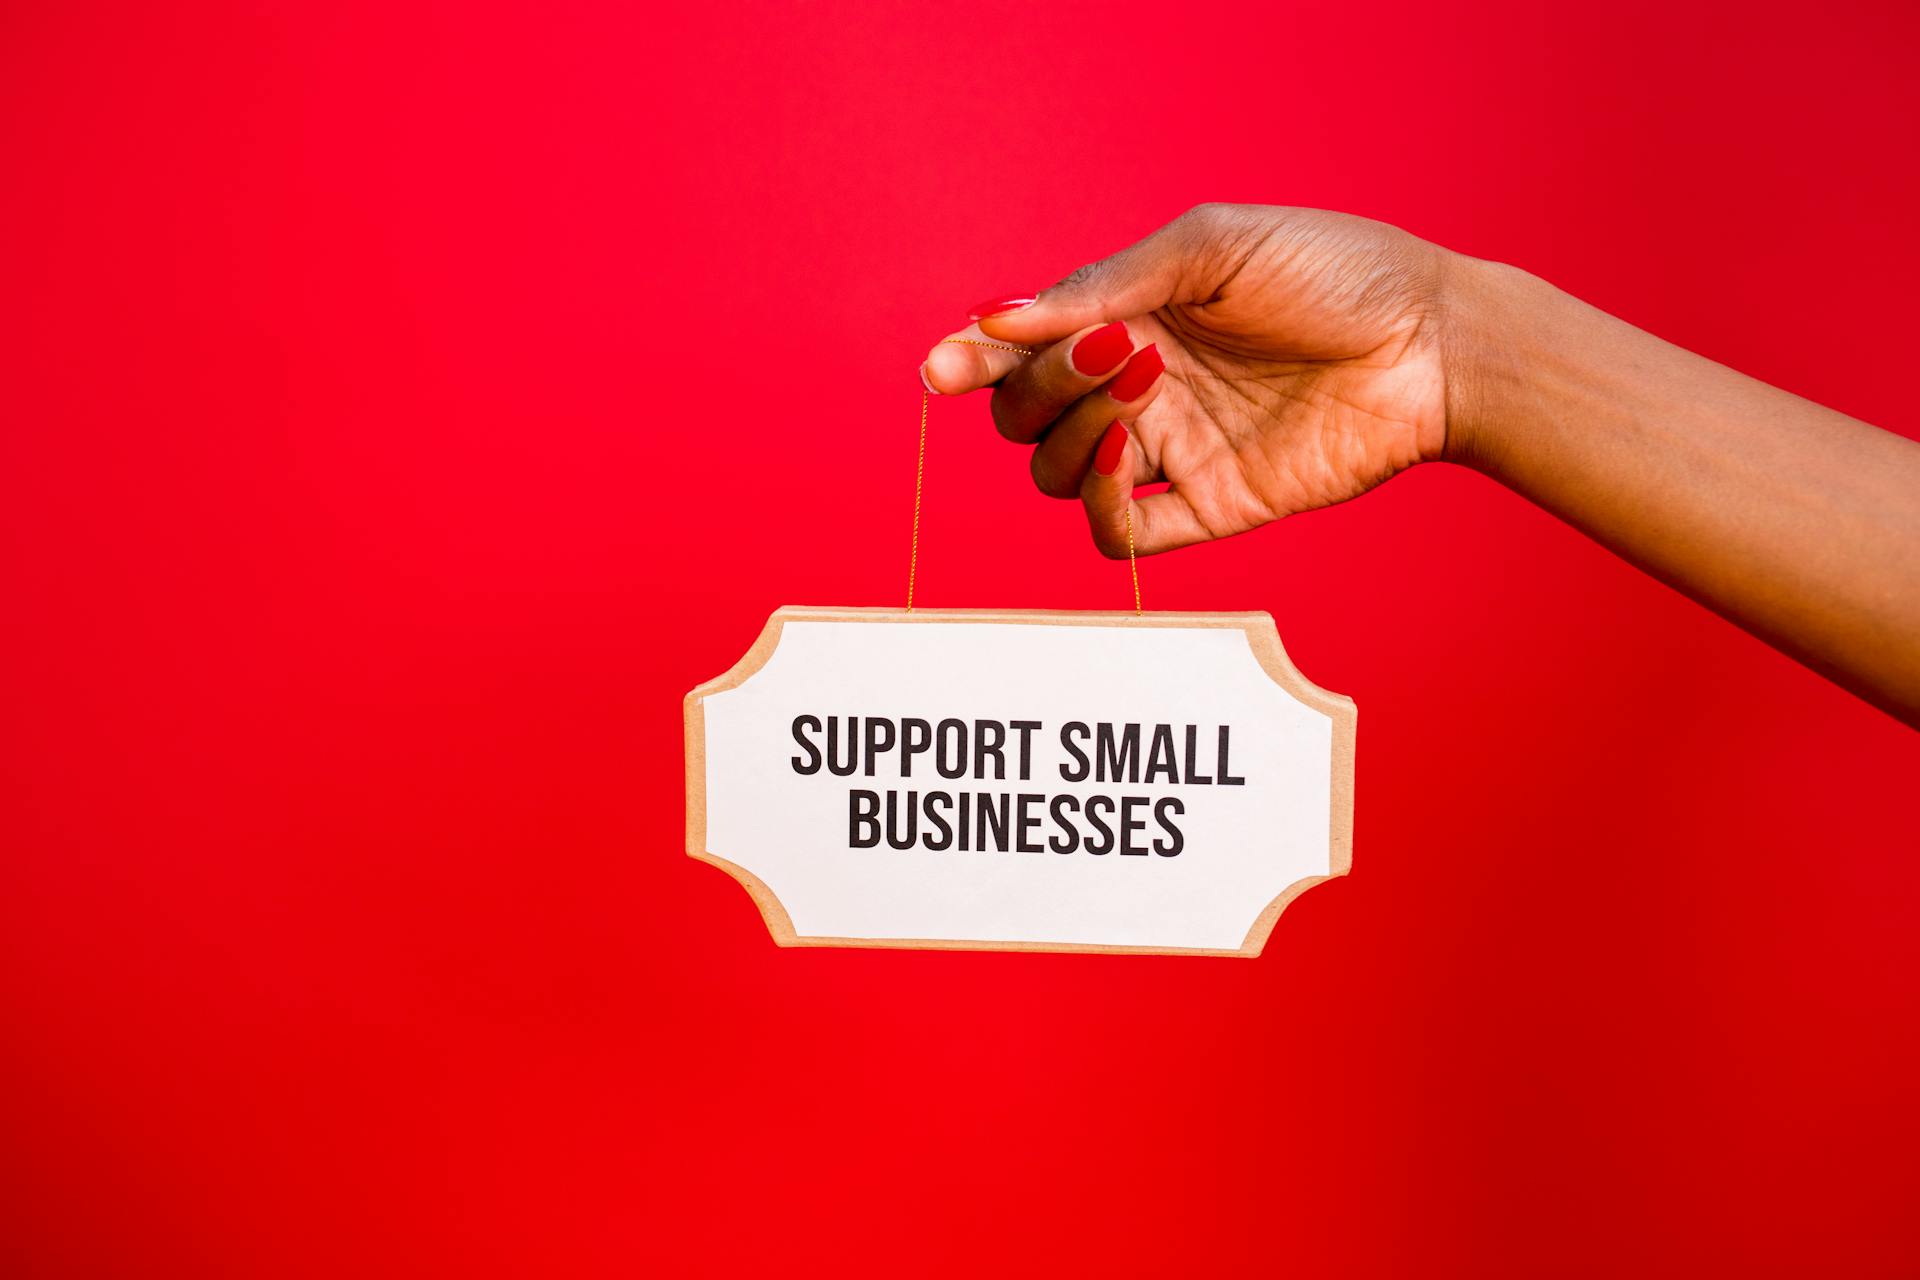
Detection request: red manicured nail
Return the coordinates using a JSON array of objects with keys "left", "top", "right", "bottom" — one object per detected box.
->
[
  {"left": 968, "top": 295, "right": 1037, "bottom": 320},
  {"left": 1094, "top": 421, "right": 1129, "bottom": 476},
  {"left": 1106, "top": 343, "right": 1163, "bottom": 402},
  {"left": 1071, "top": 322, "right": 1132, "bottom": 376}
]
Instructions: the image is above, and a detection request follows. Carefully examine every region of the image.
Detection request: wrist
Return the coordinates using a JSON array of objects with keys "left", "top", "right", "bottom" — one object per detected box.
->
[{"left": 1435, "top": 253, "right": 1559, "bottom": 473}]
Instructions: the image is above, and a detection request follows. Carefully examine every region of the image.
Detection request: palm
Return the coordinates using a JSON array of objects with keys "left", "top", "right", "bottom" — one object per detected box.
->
[{"left": 1120, "top": 220, "right": 1445, "bottom": 537}]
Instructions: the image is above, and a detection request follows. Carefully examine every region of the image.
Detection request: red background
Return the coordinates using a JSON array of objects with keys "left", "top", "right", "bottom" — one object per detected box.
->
[{"left": 4, "top": 2, "right": 1917, "bottom": 1274}]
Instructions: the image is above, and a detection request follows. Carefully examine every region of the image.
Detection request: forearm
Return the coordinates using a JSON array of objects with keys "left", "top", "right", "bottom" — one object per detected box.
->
[{"left": 1441, "top": 258, "right": 1920, "bottom": 725}]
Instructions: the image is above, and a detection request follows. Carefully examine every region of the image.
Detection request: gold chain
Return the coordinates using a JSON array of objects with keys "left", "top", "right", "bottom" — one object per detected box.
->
[
  {"left": 910, "top": 338, "right": 1141, "bottom": 616},
  {"left": 1125, "top": 507, "right": 1140, "bottom": 614}
]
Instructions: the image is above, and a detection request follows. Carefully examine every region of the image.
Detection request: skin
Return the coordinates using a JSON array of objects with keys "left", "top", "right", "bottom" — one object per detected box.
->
[{"left": 921, "top": 204, "right": 1920, "bottom": 726}]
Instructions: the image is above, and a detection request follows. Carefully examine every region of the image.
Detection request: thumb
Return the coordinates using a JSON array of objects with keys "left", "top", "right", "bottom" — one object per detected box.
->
[{"left": 977, "top": 204, "right": 1240, "bottom": 344}]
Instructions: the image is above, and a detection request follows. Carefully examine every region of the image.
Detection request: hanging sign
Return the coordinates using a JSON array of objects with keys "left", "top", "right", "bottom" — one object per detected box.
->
[{"left": 684, "top": 607, "right": 1355, "bottom": 956}]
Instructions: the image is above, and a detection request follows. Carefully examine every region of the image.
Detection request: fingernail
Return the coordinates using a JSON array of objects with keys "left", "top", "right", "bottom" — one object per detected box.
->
[
  {"left": 1095, "top": 421, "right": 1129, "bottom": 476},
  {"left": 968, "top": 295, "right": 1037, "bottom": 320},
  {"left": 1071, "top": 322, "right": 1132, "bottom": 376},
  {"left": 1106, "top": 343, "right": 1163, "bottom": 402},
  {"left": 919, "top": 363, "right": 938, "bottom": 395}
]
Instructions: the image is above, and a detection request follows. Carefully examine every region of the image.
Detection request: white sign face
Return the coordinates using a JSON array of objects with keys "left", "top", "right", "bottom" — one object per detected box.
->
[{"left": 684, "top": 608, "right": 1355, "bottom": 957}]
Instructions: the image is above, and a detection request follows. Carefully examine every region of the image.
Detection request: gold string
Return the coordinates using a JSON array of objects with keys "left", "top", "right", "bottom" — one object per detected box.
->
[
  {"left": 1125, "top": 506, "right": 1140, "bottom": 615},
  {"left": 910, "top": 338, "right": 1142, "bottom": 616}
]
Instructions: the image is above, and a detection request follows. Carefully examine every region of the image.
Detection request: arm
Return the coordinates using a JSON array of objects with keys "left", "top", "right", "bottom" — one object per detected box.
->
[
  {"left": 1444, "top": 260, "right": 1920, "bottom": 723},
  {"left": 921, "top": 204, "right": 1920, "bottom": 725}
]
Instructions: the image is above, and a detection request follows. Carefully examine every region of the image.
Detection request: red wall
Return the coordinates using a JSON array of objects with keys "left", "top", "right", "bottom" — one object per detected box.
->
[{"left": 3, "top": 2, "right": 1917, "bottom": 1274}]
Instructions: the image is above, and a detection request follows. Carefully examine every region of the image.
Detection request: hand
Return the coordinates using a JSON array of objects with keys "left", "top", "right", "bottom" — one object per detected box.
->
[{"left": 921, "top": 204, "right": 1454, "bottom": 556}]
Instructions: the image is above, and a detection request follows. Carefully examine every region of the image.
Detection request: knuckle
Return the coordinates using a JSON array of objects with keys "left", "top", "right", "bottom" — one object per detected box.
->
[
  {"left": 988, "top": 388, "right": 1029, "bottom": 442},
  {"left": 1177, "top": 201, "right": 1259, "bottom": 243},
  {"left": 1177, "top": 201, "right": 1234, "bottom": 232},
  {"left": 1088, "top": 518, "right": 1128, "bottom": 559},
  {"left": 1028, "top": 450, "right": 1077, "bottom": 499},
  {"left": 1027, "top": 449, "right": 1052, "bottom": 492},
  {"left": 1054, "top": 260, "right": 1103, "bottom": 293}
]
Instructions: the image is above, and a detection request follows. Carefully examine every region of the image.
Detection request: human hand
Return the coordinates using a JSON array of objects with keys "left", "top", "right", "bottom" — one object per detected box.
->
[{"left": 921, "top": 204, "right": 1454, "bottom": 556}]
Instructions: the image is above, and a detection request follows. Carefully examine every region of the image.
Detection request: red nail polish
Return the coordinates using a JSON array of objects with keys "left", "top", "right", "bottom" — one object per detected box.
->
[
  {"left": 1106, "top": 344, "right": 1163, "bottom": 402},
  {"left": 1095, "top": 421, "right": 1129, "bottom": 476},
  {"left": 968, "top": 295, "right": 1037, "bottom": 320},
  {"left": 1071, "top": 322, "right": 1132, "bottom": 376}
]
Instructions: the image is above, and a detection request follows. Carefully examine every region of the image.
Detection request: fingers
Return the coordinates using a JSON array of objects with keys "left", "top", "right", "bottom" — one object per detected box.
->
[
  {"left": 988, "top": 320, "right": 1138, "bottom": 443},
  {"left": 974, "top": 204, "right": 1249, "bottom": 347},
  {"left": 1029, "top": 344, "right": 1166, "bottom": 497},
  {"left": 1081, "top": 423, "right": 1211, "bottom": 559},
  {"left": 919, "top": 324, "right": 1030, "bottom": 397}
]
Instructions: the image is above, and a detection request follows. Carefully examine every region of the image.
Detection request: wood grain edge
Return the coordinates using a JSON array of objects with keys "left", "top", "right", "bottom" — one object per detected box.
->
[
  {"left": 1235, "top": 613, "right": 1357, "bottom": 956},
  {"left": 767, "top": 605, "right": 1272, "bottom": 630},
  {"left": 684, "top": 611, "right": 803, "bottom": 946},
  {"left": 683, "top": 606, "right": 1356, "bottom": 959}
]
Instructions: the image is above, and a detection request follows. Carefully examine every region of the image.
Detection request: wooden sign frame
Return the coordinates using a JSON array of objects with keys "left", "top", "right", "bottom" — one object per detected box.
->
[{"left": 684, "top": 607, "right": 1356, "bottom": 957}]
